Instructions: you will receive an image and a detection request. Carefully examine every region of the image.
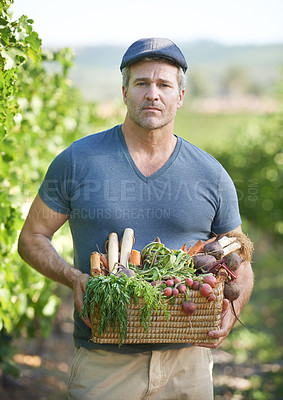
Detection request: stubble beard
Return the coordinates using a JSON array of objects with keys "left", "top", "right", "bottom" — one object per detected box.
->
[{"left": 127, "top": 100, "right": 176, "bottom": 131}]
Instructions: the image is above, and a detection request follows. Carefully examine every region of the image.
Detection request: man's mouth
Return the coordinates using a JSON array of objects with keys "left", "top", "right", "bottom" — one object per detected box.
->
[{"left": 142, "top": 107, "right": 161, "bottom": 112}]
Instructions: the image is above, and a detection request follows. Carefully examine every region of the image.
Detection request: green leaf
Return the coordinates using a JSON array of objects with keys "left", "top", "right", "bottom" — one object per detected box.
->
[
  {"left": 26, "top": 31, "right": 42, "bottom": 62},
  {"left": 0, "top": 48, "right": 16, "bottom": 69},
  {"left": 42, "top": 295, "right": 60, "bottom": 317}
]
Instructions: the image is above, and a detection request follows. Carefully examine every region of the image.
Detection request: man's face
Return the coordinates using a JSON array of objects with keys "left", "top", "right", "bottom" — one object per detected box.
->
[{"left": 122, "top": 60, "right": 185, "bottom": 131}]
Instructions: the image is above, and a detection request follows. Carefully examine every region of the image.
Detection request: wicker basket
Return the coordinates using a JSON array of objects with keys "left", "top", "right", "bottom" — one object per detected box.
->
[{"left": 90, "top": 281, "right": 224, "bottom": 345}]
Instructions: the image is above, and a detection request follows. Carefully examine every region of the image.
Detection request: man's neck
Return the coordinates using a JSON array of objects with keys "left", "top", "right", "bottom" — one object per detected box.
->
[{"left": 121, "top": 115, "right": 177, "bottom": 177}]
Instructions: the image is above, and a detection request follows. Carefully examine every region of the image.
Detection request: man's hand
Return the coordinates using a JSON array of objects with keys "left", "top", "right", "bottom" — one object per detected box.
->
[
  {"left": 73, "top": 273, "right": 92, "bottom": 328},
  {"left": 194, "top": 299, "right": 234, "bottom": 349},
  {"left": 194, "top": 226, "right": 254, "bottom": 349}
]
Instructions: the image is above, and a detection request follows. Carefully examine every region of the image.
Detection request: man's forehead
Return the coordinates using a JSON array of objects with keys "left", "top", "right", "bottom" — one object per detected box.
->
[{"left": 129, "top": 60, "right": 179, "bottom": 80}]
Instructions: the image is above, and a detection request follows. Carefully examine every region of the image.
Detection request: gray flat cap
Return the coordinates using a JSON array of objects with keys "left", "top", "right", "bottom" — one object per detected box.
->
[{"left": 120, "top": 38, "right": 188, "bottom": 72}]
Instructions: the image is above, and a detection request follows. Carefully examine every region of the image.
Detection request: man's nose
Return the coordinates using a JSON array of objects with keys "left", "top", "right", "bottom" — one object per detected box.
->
[{"left": 146, "top": 84, "right": 159, "bottom": 101}]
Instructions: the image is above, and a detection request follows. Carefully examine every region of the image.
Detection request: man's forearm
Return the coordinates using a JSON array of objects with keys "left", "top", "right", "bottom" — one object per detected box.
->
[
  {"left": 18, "top": 231, "right": 82, "bottom": 290},
  {"left": 231, "top": 260, "right": 254, "bottom": 322}
]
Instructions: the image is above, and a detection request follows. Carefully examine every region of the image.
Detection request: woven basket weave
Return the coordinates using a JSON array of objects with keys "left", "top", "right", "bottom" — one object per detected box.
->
[{"left": 90, "top": 281, "right": 224, "bottom": 345}]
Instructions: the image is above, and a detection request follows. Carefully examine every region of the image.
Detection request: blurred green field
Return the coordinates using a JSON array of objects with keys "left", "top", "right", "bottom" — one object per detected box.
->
[{"left": 174, "top": 108, "right": 266, "bottom": 151}]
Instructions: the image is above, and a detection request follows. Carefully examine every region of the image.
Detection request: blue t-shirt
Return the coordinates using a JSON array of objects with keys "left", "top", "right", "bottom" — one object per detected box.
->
[{"left": 39, "top": 124, "right": 241, "bottom": 353}]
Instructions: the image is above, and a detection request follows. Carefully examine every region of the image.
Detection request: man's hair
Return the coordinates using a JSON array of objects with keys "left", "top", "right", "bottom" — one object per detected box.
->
[{"left": 121, "top": 57, "right": 187, "bottom": 93}]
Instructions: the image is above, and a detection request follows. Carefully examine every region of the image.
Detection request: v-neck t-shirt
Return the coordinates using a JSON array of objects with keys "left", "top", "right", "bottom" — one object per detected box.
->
[{"left": 39, "top": 124, "right": 241, "bottom": 353}]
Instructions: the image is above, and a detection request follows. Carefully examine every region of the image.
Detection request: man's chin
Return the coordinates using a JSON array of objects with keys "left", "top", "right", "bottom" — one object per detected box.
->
[{"left": 137, "top": 119, "right": 165, "bottom": 131}]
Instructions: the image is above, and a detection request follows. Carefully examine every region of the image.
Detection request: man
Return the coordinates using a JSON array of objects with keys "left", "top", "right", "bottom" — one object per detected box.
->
[{"left": 18, "top": 38, "right": 254, "bottom": 399}]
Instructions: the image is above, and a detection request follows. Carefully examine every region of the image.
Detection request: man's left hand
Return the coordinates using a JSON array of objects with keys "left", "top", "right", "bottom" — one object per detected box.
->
[{"left": 194, "top": 299, "right": 234, "bottom": 349}]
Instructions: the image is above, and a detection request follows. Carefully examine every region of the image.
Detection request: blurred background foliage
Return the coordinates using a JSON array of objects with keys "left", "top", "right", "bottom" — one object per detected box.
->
[
  {"left": 0, "top": 0, "right": 113, "bottom": 377},
  {"left": 1, "top": 0, "right": 283, "bottom": 398}
]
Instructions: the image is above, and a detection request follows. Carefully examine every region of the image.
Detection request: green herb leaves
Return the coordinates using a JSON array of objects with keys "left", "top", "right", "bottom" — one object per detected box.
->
[
  {"left": 133, "top": 241, "right": 195, "bottom": 282},
  {"left": 81, "top": 274, "right": 169, "bottom": 345}
]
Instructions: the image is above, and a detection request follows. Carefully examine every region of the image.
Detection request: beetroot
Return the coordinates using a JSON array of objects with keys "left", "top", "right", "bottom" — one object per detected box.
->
[
  {"left": 117, "top": 267, "right": 135, "bottom": 277},
  {"left": 193, "top": 254, "right": 217, "bottom": 271},
  {"left": 203, "top": 240, "right": 224, "bottom": 259},
  {"left": 224, "top": 281, "right": 240, "bottom": 301},
  {"left": 182, "top": 301, "right": 196, "bottom": 316},
  {"left": 225, "top": 252, "right": 243, "bottom": 271},
  {"left": 199, "top": 283, "right": 213, "bottom": 298}
]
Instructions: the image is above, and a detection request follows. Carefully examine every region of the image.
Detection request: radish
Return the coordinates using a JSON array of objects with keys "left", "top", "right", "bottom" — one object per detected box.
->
[
  {"left": 202, "top": 274, "right": 217, "bottom": 288},
  {"left": 177, "top": 284, "right": 187, "bottom": 293},
  {"left": 192, "top": 280, "right": 200, "bottom": 290},
  {"left": 163, "top": 287, "right": 173, "bottom": 297},
  {"left": 166, "top": 279, "right": 174, "bottom": 287},
  {"left": 185, "top": 277, "right": 193, "bottom": 287},
  {"left": 172, "top": 288, "right": 179, "bottom": 296},
  {"left": 207, "top": 293, "right": 216, "bottom": 302},
  {"left": 174, "top": 277, "right": 181, "bottom": 285},
  {"left": 199, "top": 283, "right": 213, "bottom": 298}
]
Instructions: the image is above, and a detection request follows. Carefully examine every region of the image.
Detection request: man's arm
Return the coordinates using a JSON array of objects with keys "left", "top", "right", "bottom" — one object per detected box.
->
[
  {"left": 196, "top": 225, "right": 254, "bottom": 348},
  {"left": 18, "top": 194, "right": 91, "bottom": 327}
]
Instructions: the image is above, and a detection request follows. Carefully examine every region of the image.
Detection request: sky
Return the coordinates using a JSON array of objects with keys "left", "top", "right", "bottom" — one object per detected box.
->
[{"left": 10, "top": 0, "right": 283, "bottom": 48}]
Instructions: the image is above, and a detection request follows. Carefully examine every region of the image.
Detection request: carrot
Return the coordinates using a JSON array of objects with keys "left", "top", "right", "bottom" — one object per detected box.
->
[
  {"left": 187, "top": 240, "right": 203, "bottom": 255},
  {"left": 129, "top": 249, "right": 141, "bottom": 265},
  {"left": 100, "top": 253, "right": 108, "bottom": 268},
  {"left": 181, "top": 242, "right": 188, "bottom": 252},
  {"left": 90, "top": 252, "right": 102, "bottom": 276}
]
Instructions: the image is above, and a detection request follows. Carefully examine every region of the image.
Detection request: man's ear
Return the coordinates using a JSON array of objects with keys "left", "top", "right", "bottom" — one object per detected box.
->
[
  {"left": 177, "top": 89, "right": 185, "bottom": 109},
  {"left": 122, "top": 86, "right": 127, "bottom": 105}
]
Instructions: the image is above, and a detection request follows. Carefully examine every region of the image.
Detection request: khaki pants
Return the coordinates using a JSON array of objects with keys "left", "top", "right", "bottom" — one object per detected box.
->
[{"left": 68, "top": 346, "right": 213, "bottom": 400}]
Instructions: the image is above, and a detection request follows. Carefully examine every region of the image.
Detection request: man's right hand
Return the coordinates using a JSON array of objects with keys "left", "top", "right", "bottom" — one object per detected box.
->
[{"left": 73, "top": 273, "right": 92, "bottom": 328}]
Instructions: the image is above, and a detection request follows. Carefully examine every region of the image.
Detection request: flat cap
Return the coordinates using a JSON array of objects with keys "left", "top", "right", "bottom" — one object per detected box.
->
[{"left": 120, "top": 37, "right": 188, "bottom": 72}]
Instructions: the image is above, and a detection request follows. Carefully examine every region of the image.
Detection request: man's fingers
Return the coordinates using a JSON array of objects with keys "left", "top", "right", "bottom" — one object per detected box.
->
[
  {"left": 81, "top": 315, "right": 92, "bottom": 329},
  {"left": 73, "top": 273, "right": 91, "bottom": 328},
  {"left": 222, "top": 298, "right": 230, "bottom": 313},
  {"left": 200, "top": 299, "right": 231, "bottom": 347},
  {"left": 79, "top": 273, "right": 91, "bottom": 292},
  {"left": 209, "top": 326, "right": 228, "bottom": 339}
]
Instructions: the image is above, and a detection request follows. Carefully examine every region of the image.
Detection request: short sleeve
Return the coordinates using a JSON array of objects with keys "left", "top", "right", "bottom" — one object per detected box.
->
[
  {"left": 38, "top": 146, "right": 72, "bottom": 215},
  {"left": 211, "top": 167, "right": 242, "bottom": 234}
]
